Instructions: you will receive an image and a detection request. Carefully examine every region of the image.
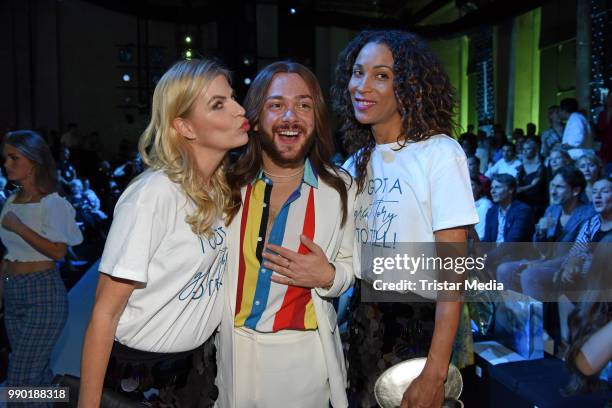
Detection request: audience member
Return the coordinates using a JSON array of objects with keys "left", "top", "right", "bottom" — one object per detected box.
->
[
  {"left": 468, "top": 155, "right": 491, "bottom": 196},
  {"left": 60, "top": 123, "right": 79, "bottom": 149},
  {"left": 546, "top": 146, "right": 573, "bottom": 183},
  {"left": 526, "top": 122, "right": 538, "bottom": 139},
  {"left": 485, "top": 142, "right": 522, "bottom": 179},
  {"left": 560, "top": 98, "right": 593, "bottom": 160},
  {"left": 483, "top": 174, "right": 534, "bottom": 243},
  {"left": 516, "top": 139, "right": 547, "bottom": 218},
  {"left": 576, "top": 154, "right": 604, "bottom": 203},
  {"left": 471, "top": 177, "right": 493, "bottom": 240},
  {"left": 541, "top": 106, "right": 564, "bottom": 158},
  {"left": 595, "top": 93, "right": 612, "bottom": 163}
]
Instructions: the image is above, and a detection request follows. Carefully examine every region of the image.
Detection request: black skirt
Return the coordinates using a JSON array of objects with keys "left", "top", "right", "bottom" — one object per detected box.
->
[
  {"left": 346, "top": 280, "right": 435, "bottom": 408},
  {"left": 104, "top": 336, "right": 218, "bottom": 407}
]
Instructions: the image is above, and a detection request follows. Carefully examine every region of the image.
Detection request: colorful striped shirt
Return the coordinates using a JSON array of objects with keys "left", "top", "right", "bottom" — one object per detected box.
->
[{"left": 234, "top": 159, "right": 318, "bottom": 332}]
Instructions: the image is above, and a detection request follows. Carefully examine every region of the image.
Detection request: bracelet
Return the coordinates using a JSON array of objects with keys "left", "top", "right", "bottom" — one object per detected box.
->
[{"left": 322, "top": 263, "right": 336, "bottom": 289}]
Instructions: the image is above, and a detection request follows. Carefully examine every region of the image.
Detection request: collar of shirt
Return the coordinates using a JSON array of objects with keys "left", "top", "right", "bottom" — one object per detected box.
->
[{"left": 254, "top": 157, "right": 319, "bottom": 188}]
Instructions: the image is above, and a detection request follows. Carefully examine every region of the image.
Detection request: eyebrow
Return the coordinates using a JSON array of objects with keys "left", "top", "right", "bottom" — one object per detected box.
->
[
  {"left": 265, "top": 95, "right": 313, "bottom": 101},
  {"left": 353, "top": 63, "right": 393, "bottom": 70},
  {"left": 208, "top": 95, "right": 227, "bottom": 105}
]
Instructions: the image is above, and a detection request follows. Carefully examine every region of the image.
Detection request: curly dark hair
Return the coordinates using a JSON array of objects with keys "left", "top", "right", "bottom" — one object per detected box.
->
[{"left": 331, "top": 30, "right": 457, "bottom": 192}]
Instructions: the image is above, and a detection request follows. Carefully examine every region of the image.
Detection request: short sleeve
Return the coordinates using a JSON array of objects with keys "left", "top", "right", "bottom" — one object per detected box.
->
[
  {"left": 101, "top": 201, "right": 168, "bottom": 283},
  {"left": 430, "top": 145, "right": 479, "bottom": 231},
  {"left": 40, "top": 194, "right": 84, "bottom": 246}
]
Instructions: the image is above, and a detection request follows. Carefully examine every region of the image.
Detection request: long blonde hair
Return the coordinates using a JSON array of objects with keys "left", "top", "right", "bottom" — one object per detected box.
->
[{"left": 138, "top": 58, "right": 234, "bottom": 236}]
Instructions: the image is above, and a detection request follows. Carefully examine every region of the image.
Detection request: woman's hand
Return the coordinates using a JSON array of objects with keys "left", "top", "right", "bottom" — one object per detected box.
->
[
  {"left": 400, "top": 371, "right": 445, "bottom": 408},
  {"left": 2, "top": 211, "right": 24, "bottom": 233},
  {"left": 263, "top": 234, "right": 335, "bottom": 288},
  {"left": 555, "top": 257, "right": 583, "bottom": 283}
]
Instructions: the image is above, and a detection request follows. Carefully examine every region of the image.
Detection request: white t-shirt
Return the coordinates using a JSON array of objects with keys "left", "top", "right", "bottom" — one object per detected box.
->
[
  {"left": 344, "top": 134, "right": 479, "bottom": 294},
  {"left": 99, "top": 170, "right": 226, "bottom": 353},
  {"left": 0, "top": 193, "right": 83, "bottom": 261},
  {"left": 562, "top": 112, "right": 593, "bottom": 160},
  {"left": 485, "top": 157, "right": 522, "bottom": 179},
  {"left": 474, "top": 197, "right": 493, "bottom": 240}
]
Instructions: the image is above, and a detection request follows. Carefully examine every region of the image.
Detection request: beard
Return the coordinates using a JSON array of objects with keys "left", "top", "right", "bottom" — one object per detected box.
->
[{"left": 259, "top": 124, "right": 315, "bottom": 167}]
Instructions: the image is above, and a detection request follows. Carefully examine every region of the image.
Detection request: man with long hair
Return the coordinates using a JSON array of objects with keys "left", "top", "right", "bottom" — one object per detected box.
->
[{"left": 218, "top": 61, "right": 355, "bottom": 408}]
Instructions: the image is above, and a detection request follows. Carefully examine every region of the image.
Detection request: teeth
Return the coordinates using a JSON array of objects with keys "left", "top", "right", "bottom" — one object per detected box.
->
[
  {"left": 279, "top": 131, "right": 299, "bottom": 136},
  {"left": 357, "top": 100, "right": 376, "bottom": 106}
]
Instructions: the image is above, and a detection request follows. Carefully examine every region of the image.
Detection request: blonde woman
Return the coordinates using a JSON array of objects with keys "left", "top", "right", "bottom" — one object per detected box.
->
[{"left": 78, "top": 59, "right": 249, "bottom": 407}]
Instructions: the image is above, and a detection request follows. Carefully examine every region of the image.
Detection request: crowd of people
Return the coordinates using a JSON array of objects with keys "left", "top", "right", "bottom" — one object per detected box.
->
[{"left": 0, "top": 28, "right": 611, "bottom": 408}]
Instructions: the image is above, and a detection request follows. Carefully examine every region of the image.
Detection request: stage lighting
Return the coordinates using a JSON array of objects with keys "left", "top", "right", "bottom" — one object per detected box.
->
[
  {"left": 122, "top": 74, "right": 131, "bottom": 82},
  {"left": 289, "top": 7, "right": 297, "bottom": 15},
  {"left": 185, "top": 50, "right": 193, "bottom": 59},
  {"left": 185, "top": 36, "right": 192, "bottom": 43},
  {"left": 244, "top": 78, "right": 252, "bottom": 85}
]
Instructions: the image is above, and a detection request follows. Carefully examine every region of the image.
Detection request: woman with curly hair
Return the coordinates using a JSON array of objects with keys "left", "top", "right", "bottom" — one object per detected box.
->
[
  {"left": 332, "top": 30, "right": 478, "bottom": 408},
  {"left": 79, "top": 58, "right": 249, "bottom": 407}
]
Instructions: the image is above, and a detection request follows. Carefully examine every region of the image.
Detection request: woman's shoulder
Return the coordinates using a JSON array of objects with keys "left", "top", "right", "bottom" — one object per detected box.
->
[
  {"left": 420, "top": 134, "right": 463, "bottom": 151},
  {"left": 40, "top": 192, "right": 71, "bottom": 207},
  {"left": 117, "top": 169, "right": 181, "bottom": 208}
]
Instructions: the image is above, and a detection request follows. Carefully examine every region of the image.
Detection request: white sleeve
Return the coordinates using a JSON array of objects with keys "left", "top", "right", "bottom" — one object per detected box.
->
[
  {"left": 40, "top": 194, "right": 83, "bottom": 246},
  {"left": 99, "top": 199, "right": 168, "bottom": 283},
  {"left": 562, "top": 114, "right": 585, "bottom": 147},
  {"left": 484, "top": 160, "right": 499, "bottom": 178},
  {"left": 430, "top": 150, "right": 480, "bottom": 231}
]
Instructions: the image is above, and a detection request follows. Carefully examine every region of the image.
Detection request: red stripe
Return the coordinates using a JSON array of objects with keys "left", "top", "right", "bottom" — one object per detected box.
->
[
  {"left": 235, "top": 184, "right": 252, "bottom": 316},
  {"left": 273, "top": 187, "right": 315, "bottom": 331}
]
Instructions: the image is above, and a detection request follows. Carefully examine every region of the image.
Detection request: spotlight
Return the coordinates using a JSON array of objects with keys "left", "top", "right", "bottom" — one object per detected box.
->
[
  {"left": 243, "top": 57, "right": 251, "bottom": 66},
  {"left": 185, "top": 50, "right": 193, "bottom": 59},
  {"left": 185, "top": 36, "right": 192, "bottom": 43},
  {"left": 289, "top": 7, "right": 297, "bottom": 15},
  {"left": 122, "top": 74, "right": 131, "bottom": 82},
  {"left": 244, "top": 78, "right": 252, "bottom": 85}
]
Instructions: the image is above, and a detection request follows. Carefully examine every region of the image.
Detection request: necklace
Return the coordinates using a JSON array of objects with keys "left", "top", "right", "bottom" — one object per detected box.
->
[{"left": 263, "top": 166, "right": 304, "bottom": 179}]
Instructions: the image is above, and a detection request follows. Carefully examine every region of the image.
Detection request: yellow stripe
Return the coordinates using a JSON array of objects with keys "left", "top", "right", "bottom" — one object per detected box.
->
[
  {"left": 235, "top": 181, "right": 266, "bottom": 326},
  {"left": 303, "top": 299, "right": 317, "bottom": 329}
]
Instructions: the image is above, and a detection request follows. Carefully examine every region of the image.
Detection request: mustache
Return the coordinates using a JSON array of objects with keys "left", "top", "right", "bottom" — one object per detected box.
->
[{"left": 273, "top": 124, "right": 307, "bottom": 133}]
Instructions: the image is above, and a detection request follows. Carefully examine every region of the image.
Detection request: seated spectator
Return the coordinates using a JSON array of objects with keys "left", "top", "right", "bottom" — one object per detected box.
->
[
  {"left": 576, "top": 153, "right": 604, "bottom": 203},
  {"left": 485, "top": 142, "right": 522, "bottom": 179},
  {"left": 546, "top": 146, "right": 573, "bottom": 183},
  {"left": 471, "top": 177, "right": 493, "bottom": 240},
  {"left": 67, "top": 179, "right": 106, "bottom": 241},
  {"left": 526, "top": 122, "right": 538, "bottom": 139},
  {"left": 468, "top": 156, "right": 491, "bottom": 196},
  {"left": 516, "top": 139, "right": 547, "bottom": 218},
  {"left": 83, "top": 178, "right": 108, "bottom": 221},
  {"left": 0, "top": 176, "right": 8, "bottom": 210},
  {"left": 57, "top": 146, "right": 77, "bottom": 191},
  {"left": 497, "top": 167, "right": 596, "bottom": 297},
  {"left": 563, "top": 235, "right": 612, "bottom": 395},
  {"left": 491, "top": 128, "right": 508, "bottom": 163},
  {"left": 460, "top": 126, "right": 477, "bottom": 156},
  {"left": 541, "top": 106, "right": 564, "bottom": 159},
  {"left": 475, "top": 130, "right": 490, "bottom": 173},
  {"left": 483, "top": 174, "right": 534, "bottom": 243},
  {"left": 113, "top": 151, "right": 144, "bottom": 190},
  {"left": 535, "top": 166, "right": 595, "bottom": 244},
  {"left": 512, "top": 128, "right": 526, "bottom": 159},
  {"left": 555, "top": 177, "right": 612, "bottom": 286},
  {"left": 560, "top": 98, "right": 593, "bottom": 160}
]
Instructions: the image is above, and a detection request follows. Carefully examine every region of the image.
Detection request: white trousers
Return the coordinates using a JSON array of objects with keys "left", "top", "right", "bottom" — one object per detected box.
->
[{"left": 234, "top": 327, "right": 330, "bottom": 408}]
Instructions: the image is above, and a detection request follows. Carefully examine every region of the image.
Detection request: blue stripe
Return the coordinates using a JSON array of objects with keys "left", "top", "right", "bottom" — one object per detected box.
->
[{"left": 244, "top": 186, "right": 303, "bottom": 328}]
